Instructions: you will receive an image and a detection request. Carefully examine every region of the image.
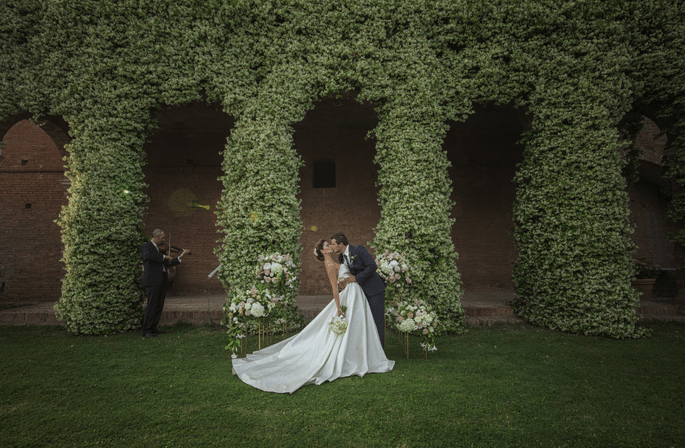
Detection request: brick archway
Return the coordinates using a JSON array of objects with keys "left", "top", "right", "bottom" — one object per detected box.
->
[
  {"left": 445, "top": 105, "right": 526, "bottom": 295},
  {"left": 295, "top": 97, "right": 380, "bottom": 295},
  {"left": 0, "top": 117, "right": 72, "bottom": 304},
  {"left": 626, "top": 115, "right": 678, "bottom": 277},
  {"left": 141, "top": 101, "right": 235, "bottom": 294},
  {"left": 0, "top": 114, "right": 71, "bottom": 167}
]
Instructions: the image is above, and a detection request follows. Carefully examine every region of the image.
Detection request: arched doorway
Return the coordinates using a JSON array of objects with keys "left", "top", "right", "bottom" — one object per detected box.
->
[
  {"left": 295, "top": 97, "right": 379, "bottom": 294},
  {"left": 444, "top": 106, "right": 525, "bottom": 299},
  {"left": 0, "top": 118, "right": 71, "bottom": 304},
  {"left": 627, "top": 116, "right": 679, "bottom": 298},
  {"left": 142, "top": 101, "right": 234, "bottom": 294}
]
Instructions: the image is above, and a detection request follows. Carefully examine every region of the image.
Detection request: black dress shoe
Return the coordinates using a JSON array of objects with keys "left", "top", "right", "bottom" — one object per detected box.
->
[
  {"left": 152, "top": 328, "right": 165, "bottom": 335},
  {"left": 144, "top": 333, "right": 157, "bottom": 338}
]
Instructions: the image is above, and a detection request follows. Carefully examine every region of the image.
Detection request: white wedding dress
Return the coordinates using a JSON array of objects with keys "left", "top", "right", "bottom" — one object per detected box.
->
[{"left": 231, "top": 263, "right": 395, "bottom": 393}]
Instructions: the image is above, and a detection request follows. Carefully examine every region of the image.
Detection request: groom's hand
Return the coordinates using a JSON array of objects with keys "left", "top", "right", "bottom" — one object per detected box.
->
[{"left": 338, "top": 276, "right": 356, "bottom": 290}]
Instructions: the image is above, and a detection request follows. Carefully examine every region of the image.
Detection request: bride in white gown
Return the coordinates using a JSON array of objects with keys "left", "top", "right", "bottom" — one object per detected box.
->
[{"left": 231, "top": 240, "right": 395, "bottom": 393}]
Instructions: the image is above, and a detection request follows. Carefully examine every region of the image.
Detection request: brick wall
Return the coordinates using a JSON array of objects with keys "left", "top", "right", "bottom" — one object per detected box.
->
[
  {"left": 1, "top": 108, "right": 680, "bottom": 303},
  {"left": 629, "top": 179, "right": 677, "bottom": 267},
  {"left": 141, "top": 117, "right": 228, "bottom": 294},
  {"left": 0, "top": 120, "right": 68, "bottom": 303},
  {"left": 445, "top": 111, "right": 525, "bottom": 290},
  {"left": 296, "top": 126, "right": 381, "bottom": 294},
  {"left": 636, "top": 116, "right": 668, "bottom": 164}
]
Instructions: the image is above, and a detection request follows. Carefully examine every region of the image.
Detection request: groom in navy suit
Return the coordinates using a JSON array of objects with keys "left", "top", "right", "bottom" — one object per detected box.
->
[
  {"left": 140, "top": 229, "right": 188, "bottom": 338},
  {"left": 331, "top": 233, "right": 386, "bottom": 348}
]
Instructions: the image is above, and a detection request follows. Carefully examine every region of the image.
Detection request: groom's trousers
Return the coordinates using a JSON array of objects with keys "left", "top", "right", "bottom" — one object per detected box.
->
[{"left": 367, "top": 291, "right": 385, "bottom": 348}]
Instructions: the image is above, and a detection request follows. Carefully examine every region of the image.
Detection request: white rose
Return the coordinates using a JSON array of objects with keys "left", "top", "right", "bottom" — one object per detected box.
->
[
  {"left": 263, "top": 262, "right": 272, "bottom": 271},
  {"left": 245, "top": 303, "right": 252, "bottom": 310}
]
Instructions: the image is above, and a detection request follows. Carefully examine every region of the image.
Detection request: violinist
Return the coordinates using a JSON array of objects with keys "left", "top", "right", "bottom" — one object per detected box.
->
[{"left": 140, "top": 229, "right": 189, "bottom": 338}]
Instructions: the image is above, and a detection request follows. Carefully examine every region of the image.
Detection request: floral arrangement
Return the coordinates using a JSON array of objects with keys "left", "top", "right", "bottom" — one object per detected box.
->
[
  {"left": 256, "top": 253, "right": 297, "bottom": 291},
  {"left": 227, "top": 286, "right": 277, "bottom": 319},
  {"left": 223, "top": 254, "right": 304, "bottom": 356},
  {"left": 376, "top": 250, "right": 412, "bottom": 288},
  {"left": 388, "top": 300, "right": 439, "bottom": 353},
  {"left": 223, "top": 285, "right": 278, "bottom": 356},
  {"left": 328, "top": 316, "right": 348, "bottom": 335}
]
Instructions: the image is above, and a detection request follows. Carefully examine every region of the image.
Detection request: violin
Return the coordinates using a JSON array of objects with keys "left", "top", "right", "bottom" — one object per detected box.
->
[{"left": 158, "top": 243, "right": 192, "bottom": 255}]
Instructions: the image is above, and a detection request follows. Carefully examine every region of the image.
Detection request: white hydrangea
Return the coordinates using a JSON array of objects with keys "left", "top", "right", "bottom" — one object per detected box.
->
[
  {"left": 270, "top": 262, "right": 284, "bottom": 276},
  {"left": 251, "top": 302, "right": 265, "bottom": 317},
  {"left": 398, "top": 318, "right": 417, "bottom": 333}
]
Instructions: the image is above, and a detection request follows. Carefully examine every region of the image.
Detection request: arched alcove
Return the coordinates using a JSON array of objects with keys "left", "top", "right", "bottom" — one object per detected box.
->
[
  {"left": 0, "top": 118, "right": 71, "bottom": 303},
  {"left": 444, "top": 105, "right": 526, "bottom": 299},
  {"left": 626, "top": 116, "right": 679, "bottom": 297},
  {"left": 142, "top": 101, "right": 234, "bottom": 294},
  {"left": 295, "top": 97, "right": 380, "bottom": 294}
]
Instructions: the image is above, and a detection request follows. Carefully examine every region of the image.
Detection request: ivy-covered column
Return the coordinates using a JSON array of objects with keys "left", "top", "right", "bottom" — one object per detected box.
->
[
  {"left": 215, "top": 67, "right": 318, "bottom": 297},
  {"left": 372, "top": 98, "right": 466, "bottom": 333},
  {"left": 55, "top": 110, "right": 149, "bottom": 335},
  {"left": 511, "top": 85, "right": 647, "bottom": 338}
]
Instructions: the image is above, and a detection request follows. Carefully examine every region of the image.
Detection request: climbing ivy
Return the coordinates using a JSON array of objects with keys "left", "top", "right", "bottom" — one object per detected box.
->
[{"left": 1, "top": 0, "right": 683, "bottom": 337}]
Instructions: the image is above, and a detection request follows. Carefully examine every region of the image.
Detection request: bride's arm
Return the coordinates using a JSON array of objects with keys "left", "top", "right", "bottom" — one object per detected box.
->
[{"left": 323, "top": 255, "right": 344, "bottom": 317}]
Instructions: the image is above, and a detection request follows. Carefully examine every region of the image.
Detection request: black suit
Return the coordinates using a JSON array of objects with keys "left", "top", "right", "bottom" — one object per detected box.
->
[
  {"left": 140, "top": 240, "right": 180, "bottom": 335},
  {"left": 340, "top": 244, "right": 386, "bottom": 347}
]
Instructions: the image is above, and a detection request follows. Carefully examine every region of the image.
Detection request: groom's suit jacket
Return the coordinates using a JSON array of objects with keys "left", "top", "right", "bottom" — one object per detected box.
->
[
  {"left": 140, "top": 240, "right": 180, "bottom": 287},
  {"left": 339, "top": 245, "right": 386, "bottom": 298}
]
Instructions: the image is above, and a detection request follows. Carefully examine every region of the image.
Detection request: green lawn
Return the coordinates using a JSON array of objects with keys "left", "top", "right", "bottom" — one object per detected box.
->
[{"left": 1, "top": 321, "right": 683, "bottom": 447}]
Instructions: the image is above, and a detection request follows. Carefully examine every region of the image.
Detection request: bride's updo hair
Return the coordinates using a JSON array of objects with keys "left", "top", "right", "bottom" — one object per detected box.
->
[{"left": 314, "top": 239, "right": 327, "bottom": 262}]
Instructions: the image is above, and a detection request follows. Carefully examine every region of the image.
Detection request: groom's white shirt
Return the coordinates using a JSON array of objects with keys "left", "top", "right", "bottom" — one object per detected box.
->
[{"left": 344, "top": 245, "right": 351, "bottom": 266}]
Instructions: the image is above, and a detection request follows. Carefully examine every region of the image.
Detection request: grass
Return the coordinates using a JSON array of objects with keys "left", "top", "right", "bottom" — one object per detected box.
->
[{"left": 1, "top": 321, "right": 683, "bottom": 448}]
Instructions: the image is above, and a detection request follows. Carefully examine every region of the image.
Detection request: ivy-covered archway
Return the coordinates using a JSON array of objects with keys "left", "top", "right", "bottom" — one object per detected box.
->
[{"left": 1, "top": 0, "right": 683, "bottom": 337}]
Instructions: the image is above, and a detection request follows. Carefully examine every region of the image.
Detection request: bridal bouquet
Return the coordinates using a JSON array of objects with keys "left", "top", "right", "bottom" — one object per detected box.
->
[
  {"left": 375, "top": 250, "right": 412, "bottom": 288},
  {"left": 389, "top": 299, "right": 439, "bottom": 352},
  {"left": 329, "top": 315, "right": 348, "bottom": 335}
]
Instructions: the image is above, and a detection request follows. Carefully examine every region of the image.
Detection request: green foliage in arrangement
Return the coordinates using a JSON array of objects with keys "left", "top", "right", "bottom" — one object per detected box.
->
[{"left": 1, "top": 0, "right": 683, "bottom": 337}]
